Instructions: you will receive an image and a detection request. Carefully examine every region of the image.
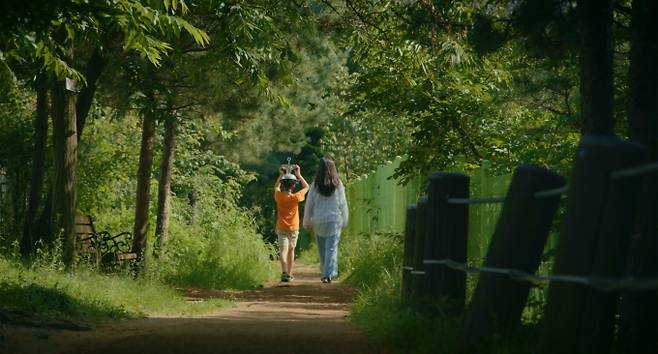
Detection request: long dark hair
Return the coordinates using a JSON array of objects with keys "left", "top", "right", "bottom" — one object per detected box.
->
[{"left": 314, "top": 157, "right": 340, "bottom": 196}]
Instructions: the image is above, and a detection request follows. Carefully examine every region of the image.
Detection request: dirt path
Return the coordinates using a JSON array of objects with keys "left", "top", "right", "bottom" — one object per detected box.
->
[{"left": 1, "top": 264, "right": 388, "bottom": 354}]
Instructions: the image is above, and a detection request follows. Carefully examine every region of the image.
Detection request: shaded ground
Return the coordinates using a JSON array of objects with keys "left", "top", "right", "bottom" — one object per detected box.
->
[{"left": 1, "top": 263, "right": 387, "bottom": 354}]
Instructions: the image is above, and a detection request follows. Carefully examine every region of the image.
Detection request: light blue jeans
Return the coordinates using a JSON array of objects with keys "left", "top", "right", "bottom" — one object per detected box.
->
[{"left": 316, "top": 234, "right": 340, "bottom": 279}]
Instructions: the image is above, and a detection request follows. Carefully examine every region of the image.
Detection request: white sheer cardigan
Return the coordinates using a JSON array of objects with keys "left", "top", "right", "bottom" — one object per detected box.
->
[{"left": 302, "top": 182, "right": 349, "bottom": 237}]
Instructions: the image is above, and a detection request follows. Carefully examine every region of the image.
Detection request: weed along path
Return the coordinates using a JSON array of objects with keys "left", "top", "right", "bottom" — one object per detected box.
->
[{"left": 3, "top": 263, "right": 387, "bottom": 354}]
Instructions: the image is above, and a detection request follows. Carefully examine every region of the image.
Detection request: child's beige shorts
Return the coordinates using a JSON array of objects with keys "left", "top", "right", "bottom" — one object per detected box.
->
[{"left": 276, "top": 229, "right": 299, "bottom": 250}]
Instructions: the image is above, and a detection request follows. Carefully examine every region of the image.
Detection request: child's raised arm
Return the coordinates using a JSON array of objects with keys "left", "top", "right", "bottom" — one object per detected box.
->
[
  {"left": 274, "top": 166, "right": 285, "bottom": 194},
  {"left": 293, "top": 165, "right": 309, "bottom": 195}
]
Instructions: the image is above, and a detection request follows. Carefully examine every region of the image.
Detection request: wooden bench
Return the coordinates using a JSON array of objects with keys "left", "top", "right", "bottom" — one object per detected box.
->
[{"left": 75, "top": 215, "right": 137, "bottom": 267}]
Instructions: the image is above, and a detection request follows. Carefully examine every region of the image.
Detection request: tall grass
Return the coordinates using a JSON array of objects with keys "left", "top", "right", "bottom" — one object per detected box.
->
[
  {"left": 155, "top": 193, "right": 277, "bottom": 289},
  {"left": 90, "top": 181, "right": 277, "bottom": 290},
  {"left": 342, "top": 231, "right": 543, "bottom": 354},
  {"left": 340, "top": 231, "right": 402, "bottom": 287}
]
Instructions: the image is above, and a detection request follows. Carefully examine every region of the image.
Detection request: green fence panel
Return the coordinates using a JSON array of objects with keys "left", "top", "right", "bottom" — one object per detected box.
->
[
  {"left": 345, "top": 158, "right": 512, "bottom": 266},
  {"left": 467, "top": 163, "right": 511, "bottom": 265}
]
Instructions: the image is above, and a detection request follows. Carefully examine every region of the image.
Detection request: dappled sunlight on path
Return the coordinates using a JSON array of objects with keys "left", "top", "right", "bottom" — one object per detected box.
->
[{"left": 2, "top": 263, "right": 387, "bottom": 354}]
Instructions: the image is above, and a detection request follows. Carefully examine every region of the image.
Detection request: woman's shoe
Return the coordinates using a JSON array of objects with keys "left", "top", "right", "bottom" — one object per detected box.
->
[
  {"left": 321, "top": 277, "right": 329, "bottom": 283},
  {"left": 281, "top": 273, "right": 290, "bottom": 282}
]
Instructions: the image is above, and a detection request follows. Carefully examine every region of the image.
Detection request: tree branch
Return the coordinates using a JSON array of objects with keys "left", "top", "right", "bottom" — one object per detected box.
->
[
  {"left": 320, "top": 0, "right": 342, "bottom": 16},
  {"left": 344, "top": 0, "right": 387, "bottom": 33},
  {"left": 446, "top": 113, "right": 481, "bottom": 160},
  {"left": 540, "top": 104, "right": 571, "bottom": 116}
]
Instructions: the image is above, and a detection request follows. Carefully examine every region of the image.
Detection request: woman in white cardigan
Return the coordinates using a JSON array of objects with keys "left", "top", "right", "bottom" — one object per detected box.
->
[{"left": 303, "top": 157, "right": 349, "bottom": 283}]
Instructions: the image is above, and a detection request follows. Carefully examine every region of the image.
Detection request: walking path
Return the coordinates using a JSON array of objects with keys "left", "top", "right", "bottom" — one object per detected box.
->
[{"left": 3, "top": 263, "right": 387, "bottom": 354}]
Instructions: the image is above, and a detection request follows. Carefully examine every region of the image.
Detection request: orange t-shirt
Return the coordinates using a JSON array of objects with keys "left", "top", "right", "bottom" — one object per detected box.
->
[{"left": 274, "top": 190, "right": 306, "bottom": 231}]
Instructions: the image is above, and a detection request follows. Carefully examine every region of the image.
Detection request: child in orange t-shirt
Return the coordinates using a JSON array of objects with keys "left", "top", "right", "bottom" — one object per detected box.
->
[{"left": 274, "top": 163, "right": 309, "bottom": 282}]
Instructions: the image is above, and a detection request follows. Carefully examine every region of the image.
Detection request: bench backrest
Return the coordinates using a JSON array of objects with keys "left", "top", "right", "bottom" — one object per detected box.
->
[{"left": 75, "top": 215, "right": 97, "bottom": 254}]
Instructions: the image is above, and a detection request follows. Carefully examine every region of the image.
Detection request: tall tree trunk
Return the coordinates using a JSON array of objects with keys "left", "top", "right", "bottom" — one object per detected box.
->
[
  {"left": 76, "top": 47, "right": 106, "bottom": 141},
  {"left": 154, "top": 116, "right": 176, "bottom": 258},
  {"left": 578, "top": 0, "right": 615, "bottom": 135},
  {"left": 51, "top": 41, "right": 78, "bottom": 267},
  {"left": 35, "top": 47, "right": 106, "bottom": 247},
  {"left": 619, "top": 1, "right": 658, "bottom": 353},
  {"left": 131, "top": 106, "right": 157, "bottom": 263},
  {"left": 21, "top": 75, "right": 49, "bottom": 257}
]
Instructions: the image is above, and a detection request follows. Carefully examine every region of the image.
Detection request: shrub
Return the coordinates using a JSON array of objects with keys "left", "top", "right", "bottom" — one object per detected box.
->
[{"left": 158, "top": 198, "right": 276, "bottom": 289}]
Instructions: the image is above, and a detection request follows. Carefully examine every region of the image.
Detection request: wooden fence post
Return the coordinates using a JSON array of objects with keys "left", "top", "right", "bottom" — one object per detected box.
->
[
  {"left": 426, "top": 173, "right": 469, "bottom": 315},
  {"left": 402, "top": 204, "right": 417, "bottom": 304},
  {"left": 540, "top": 135, "right": 648, "bottom": 354},
  {"left": 577, "top": 140, "right": 648, "bottom": 353},
  {"left": 410, "top": 196, "right": 429, "bottom": 307},
  {"left": 619, "top": 169, "right": 658, "bottom": 354},
  {"left": 461, "top": 165, "right": 565, "bottom": 347}
]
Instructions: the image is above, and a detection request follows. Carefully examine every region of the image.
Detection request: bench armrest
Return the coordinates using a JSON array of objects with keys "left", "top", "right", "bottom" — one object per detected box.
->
[{"left": 98, "top": 231, "right": 133, "bottom": 255}]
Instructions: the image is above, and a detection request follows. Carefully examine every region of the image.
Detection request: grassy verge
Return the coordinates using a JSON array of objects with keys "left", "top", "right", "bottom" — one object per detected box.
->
[
  {"left": 341, "top": 232, "right": 542, "bottom": 354},
  {"left": 0, "top": 199, "right": 277, "bottom": 325},
  {"left": 0, "top": 257, "right": 229, "bottom": 324}
]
